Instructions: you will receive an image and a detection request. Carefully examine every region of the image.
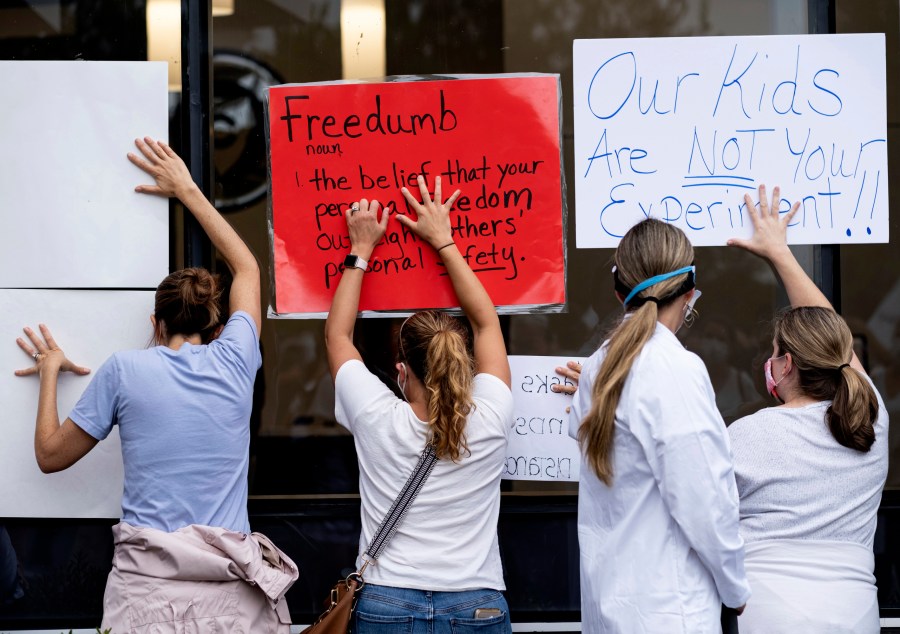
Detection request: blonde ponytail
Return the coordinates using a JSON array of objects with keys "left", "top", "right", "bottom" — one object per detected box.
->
[
  {"left": 400, "top": 311, "right": 475, "bottom": 461},
  {"left": 579, "top": 218, "right": 695, "bottom": 484},
  {"left": 580, "top": 301, "right": 658, "bottom": 484},
  {"left": 425, "top": 329, "right": 474, "bottom": 461}
]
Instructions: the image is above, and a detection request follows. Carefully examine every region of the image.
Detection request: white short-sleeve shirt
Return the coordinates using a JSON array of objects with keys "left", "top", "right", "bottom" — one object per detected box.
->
[{"left": 335, "top": 359, "right": 513, "bottom": 591}]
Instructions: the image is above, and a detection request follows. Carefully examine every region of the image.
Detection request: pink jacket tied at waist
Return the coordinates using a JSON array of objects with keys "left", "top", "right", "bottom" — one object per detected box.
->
[{"left": 102, "top": 521, "right": 298, "bottom": 633}]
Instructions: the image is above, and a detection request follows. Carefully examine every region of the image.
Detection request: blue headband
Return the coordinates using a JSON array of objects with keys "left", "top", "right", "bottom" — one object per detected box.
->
[{"left": 622, "top": 265, "right": 696, "bottom": 307}]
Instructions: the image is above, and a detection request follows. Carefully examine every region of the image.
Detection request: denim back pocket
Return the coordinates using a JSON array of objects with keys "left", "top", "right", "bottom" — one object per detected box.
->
[
  {"left": 355, "top": 610, "right": 414, "bottom": 634},
  {"left": 450, "top": 611, "right": 509, "bottom": 633}
]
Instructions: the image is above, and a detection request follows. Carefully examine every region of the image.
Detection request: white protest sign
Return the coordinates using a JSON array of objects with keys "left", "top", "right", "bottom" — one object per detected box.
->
[
  {"left": 503, "top": 355, "right": 583, "bottom": 482},
  {"left": 0, "top": 290, "right": 154, "bottom": 518},
  {"left": 573, "top": 34, "right": 888, "bottom": 247},
  {"left": 0, "top": 61, "right": 169, "bottom": 287}
]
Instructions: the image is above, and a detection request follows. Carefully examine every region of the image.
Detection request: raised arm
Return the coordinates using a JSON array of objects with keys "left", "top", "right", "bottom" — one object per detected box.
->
[
  {"left": 128, "top": 137, "right": 261, "bottom": 334},
  {"left": 728, "top": 184, "right": 864, "bottom": 374},
  {"left": 398, "top": 175, "right": 511, "bottom": 387},
  {"left": 14, "top": 325, "right": 97, "bottom": 473},
  {"left": 324, "top": 199, "right": 390, "bottom": 381}
]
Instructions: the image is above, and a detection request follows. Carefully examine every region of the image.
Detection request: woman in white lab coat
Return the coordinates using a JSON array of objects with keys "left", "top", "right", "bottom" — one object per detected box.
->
[{"left": 566, "top": 218, "right": 751, "bottom": 633}]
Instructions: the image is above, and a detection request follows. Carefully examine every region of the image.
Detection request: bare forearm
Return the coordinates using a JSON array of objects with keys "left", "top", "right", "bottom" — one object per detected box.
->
[
  {"left": 439, "top": 246, "right": 500, "bottom": 333},
  {"left": 325, "top": 268, "right": 365, "bottom": 347},
  {"left": 177, "top": 185, "right": 258, "bottom": 276},
  {"left": 325, "top": 200, "right": 389, "bottom": 378},
  {"left": 768, "top": 246, "right": 831, "bottom": 309},
  {"left": 35, "top": 368, "right": 62, "bottom": 463}
]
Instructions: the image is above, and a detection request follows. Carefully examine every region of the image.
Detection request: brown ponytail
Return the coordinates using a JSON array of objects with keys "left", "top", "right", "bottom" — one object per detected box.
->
[
  {"left": 153, "top": 267, "right": 222, "bottom": 345},
  {"left": 400, "top": 311, "right": 475, "bottom": 461},
  {"left": 774, "top": 307, "right": 878, "bottom": 452},
  {"left": 580, "top": 219, "right": 694, "bottom": 485}
]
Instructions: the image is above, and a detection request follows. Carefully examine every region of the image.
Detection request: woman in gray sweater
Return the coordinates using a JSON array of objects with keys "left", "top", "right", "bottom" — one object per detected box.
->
[{"left": 727, "top": 185, "right": 887, "bottom": 634}]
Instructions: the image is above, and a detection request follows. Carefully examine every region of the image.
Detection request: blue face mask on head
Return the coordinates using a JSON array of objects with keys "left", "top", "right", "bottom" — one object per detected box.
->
[{"left": 620, "top": 265, "right": 696, "bottom": 307}]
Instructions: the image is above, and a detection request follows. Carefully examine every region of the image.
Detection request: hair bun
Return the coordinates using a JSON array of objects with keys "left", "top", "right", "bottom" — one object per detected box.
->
[
  {"left": 154, "top": 267, "right": 223, "bottom": 342},
  {"left": 178, "top": 268, "right": 217, "bottom": 307}
]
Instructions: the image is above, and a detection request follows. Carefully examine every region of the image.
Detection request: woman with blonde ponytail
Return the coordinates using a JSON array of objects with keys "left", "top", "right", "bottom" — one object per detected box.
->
[
  {"left": 15, "top": 138, "right": 296, "bottom": 631},
  {"left": 325, "top": 174, "right": 513, "bottom": 633},
  {"left": 564, "top": 218, "right": 750, "bottom": 633},
  {"left": 727, "top": 185, "right": 888, "bottom": 633}
]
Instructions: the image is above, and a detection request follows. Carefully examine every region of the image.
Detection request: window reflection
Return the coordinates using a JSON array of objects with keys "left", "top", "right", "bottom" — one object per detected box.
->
[
  {"left": 845, "top": 245, "right": 900, "bottom": 488},
  {"left": 837, "top": 0, "right": 900, "bottom": 489},
  {"left": 213, "top": 52, "right": 283, "bottom": 211},
  {"left": 211, "top": 0, "right": 826, "bottom": 495}
]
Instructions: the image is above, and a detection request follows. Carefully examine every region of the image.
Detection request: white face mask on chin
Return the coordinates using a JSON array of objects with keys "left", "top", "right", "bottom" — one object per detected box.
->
[{"left": 396, "top": 362, "right": 409, "bottom": 401}]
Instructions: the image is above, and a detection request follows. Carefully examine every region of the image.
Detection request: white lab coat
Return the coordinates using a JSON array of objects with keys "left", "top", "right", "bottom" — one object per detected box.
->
[{"left": 570, "top": 322, "right": 751, "bottom": 634}]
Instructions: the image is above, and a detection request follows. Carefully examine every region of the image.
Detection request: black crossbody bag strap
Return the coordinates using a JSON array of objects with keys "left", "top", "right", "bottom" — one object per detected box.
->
[{"left": 358, "top": 444, "right": 438, "bottom": 573}]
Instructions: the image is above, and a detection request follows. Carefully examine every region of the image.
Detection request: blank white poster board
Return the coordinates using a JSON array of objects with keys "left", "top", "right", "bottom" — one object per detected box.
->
[
  {"left": 573, "top": 34, "right": 888, "bottom": 247},
  {"left": 504, "top": 355, "right": 583, "bottom": 481},
  {"left": 0, "top": 61, "right": 169, "bottom": 287},
  {"left": 0, "top": 290, "right": 154, "bottom": 518}
]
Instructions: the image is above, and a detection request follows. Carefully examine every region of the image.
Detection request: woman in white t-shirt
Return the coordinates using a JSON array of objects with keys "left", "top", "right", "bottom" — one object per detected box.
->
[
  {"left": 727, "top": 185, "right": 888, "bottom": 633},
  {"left": 324, "top": 175, "right": 513, "bottom": 633}
]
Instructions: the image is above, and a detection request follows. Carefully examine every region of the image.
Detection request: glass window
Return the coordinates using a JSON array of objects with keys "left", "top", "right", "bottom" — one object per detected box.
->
[
  {"left": 211, "top": 0, "right": 811, "bottom": 498},
  {"left": 0, "top": 0, "right": 183, "bottom": 624},
  {"left": 836, "top": 0, "right": 900, "bottom": 490},
  {"left": 10, "top": 0, "right": 900, "bottom": 628},
  {"left": 10, "top": 0, "right": 898, "bottom": 627}
]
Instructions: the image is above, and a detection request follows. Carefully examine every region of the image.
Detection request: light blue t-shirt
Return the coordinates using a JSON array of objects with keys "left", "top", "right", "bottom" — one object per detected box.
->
[{"left": 69, "top": 311, "right": 261, "bottom": 534}]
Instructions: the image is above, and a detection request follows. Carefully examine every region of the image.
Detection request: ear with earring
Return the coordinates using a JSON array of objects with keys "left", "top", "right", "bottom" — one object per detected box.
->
[
  {"left": 682, "top": 290, "right": 702, "bottom": 328},
  {"left": 683, "top": 303, "right": 697, "bottom": 328}
]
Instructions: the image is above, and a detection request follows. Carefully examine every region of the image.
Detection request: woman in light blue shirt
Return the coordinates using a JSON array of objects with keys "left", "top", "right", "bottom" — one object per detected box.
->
[{"left": 15, "top": 137, "right": 295, "bottom": 631}]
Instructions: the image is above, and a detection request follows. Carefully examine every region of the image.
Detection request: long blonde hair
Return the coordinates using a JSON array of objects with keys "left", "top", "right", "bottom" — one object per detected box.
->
[
  {"left": 580, "top": 219, "right": 694, "bottom": 485},
  {"left": 400, "top": 311, "right": 475, "bottom": 461},
  {"left": 774, "top": 307, "right": 877, "bottom": 451}
]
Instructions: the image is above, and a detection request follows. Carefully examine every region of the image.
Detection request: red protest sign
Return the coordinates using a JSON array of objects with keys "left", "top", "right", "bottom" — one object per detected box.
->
[{"left": 267, "top": 75, "right": 565, "bottom": 316}]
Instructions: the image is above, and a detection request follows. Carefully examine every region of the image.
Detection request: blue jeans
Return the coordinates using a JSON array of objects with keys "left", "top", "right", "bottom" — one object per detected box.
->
[{"left": 353, "top": 583, "right": 511, "bottom": 634}]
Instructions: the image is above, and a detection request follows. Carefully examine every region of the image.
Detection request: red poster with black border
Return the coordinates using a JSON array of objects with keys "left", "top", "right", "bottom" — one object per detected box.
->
[{"left": 266, "top": 74, "right": 566, "bottom": 317}]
